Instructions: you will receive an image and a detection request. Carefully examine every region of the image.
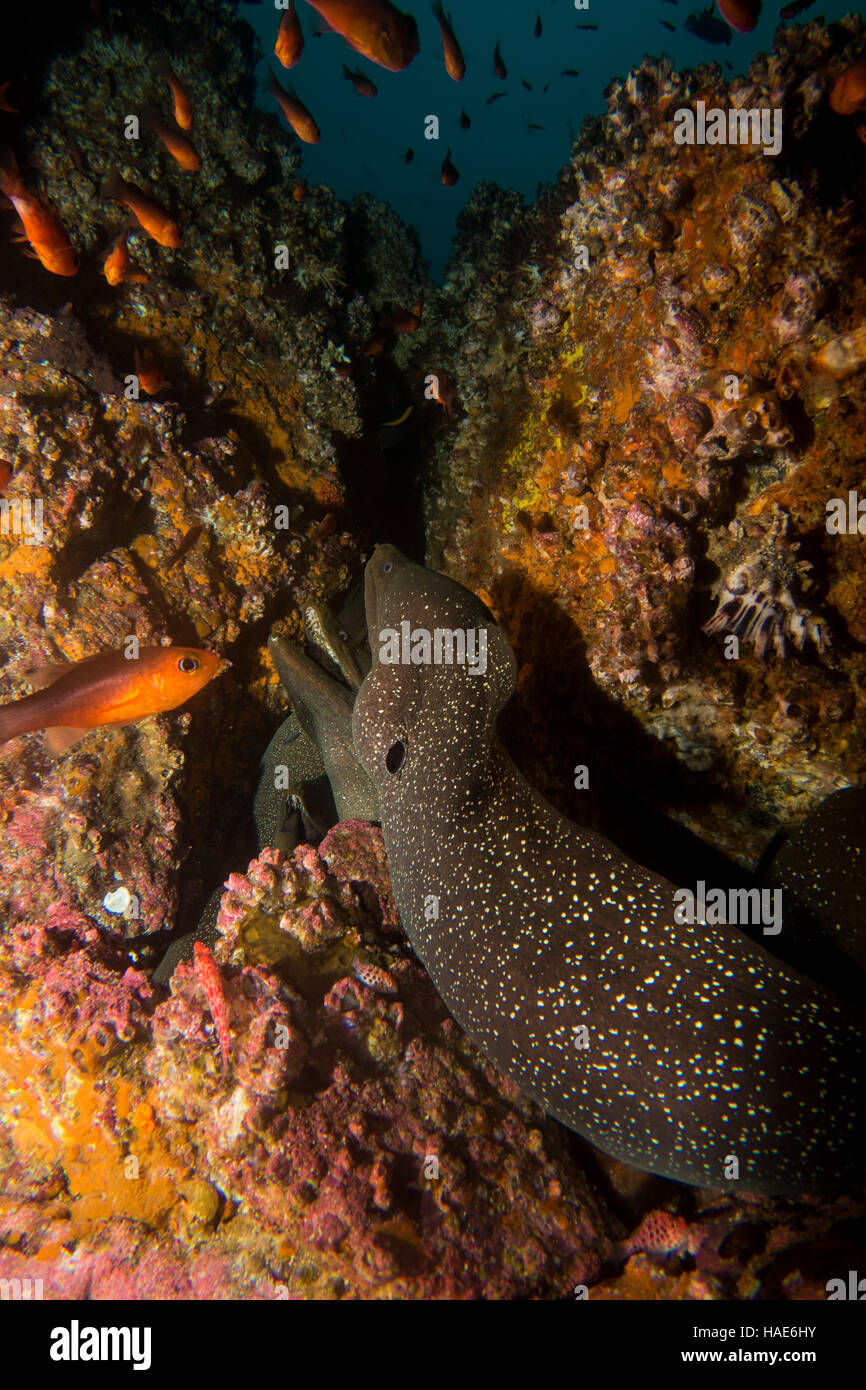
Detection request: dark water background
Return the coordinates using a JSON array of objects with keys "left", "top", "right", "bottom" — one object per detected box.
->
[{"left": 244, "top": 0, "right": 856, "bottom": 278}]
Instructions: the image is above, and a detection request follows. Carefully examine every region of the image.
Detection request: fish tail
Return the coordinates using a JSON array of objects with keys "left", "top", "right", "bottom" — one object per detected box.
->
[
  {"left": 0, "top": 147, "right": 23, "bottom": 199},
  {"left": 430, "top": 0, "right": 445, "bottom": 20},
  {"left": 100, "top": 168, "right": 127, "bottom": 203}
]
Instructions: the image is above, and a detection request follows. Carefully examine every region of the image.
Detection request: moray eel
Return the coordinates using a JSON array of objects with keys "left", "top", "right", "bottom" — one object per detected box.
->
[
  {"left": 153, "top": 597, "right": 376, "bottom": 984},
  {"left": 352, "top": 544, "right": 865, "bottom": 1194}
]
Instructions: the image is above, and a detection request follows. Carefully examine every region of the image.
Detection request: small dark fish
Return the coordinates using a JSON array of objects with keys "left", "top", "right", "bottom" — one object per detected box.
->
[
  {"left": 486, "top": 90, "right": 507, "bottom": 104},
  {"left": 460, "top": 107, "right": 471, "bottom": 129},
  {"left": 342, "top": 63, "right": 378, "bottom": 97},
  {"left": 493, "top": 39, "right": 507, "bottom": 80},
  {"left": 574, "top": 22, "right": 599, "bottom": 29},
  {"left": 526, "top": 121, "right": 544, "bottom": 131},
  {"left": 521, "top": 78, "right": 533, "bottom": 91},
  {"left": 561, "top": 68, "right": 580, "bottom": 77},
  {"left": 165, "top": 522, "right": 203, "bottom": 573},
  {"left": 780, "top": 0, "right": 816, "bottom": 17},
  {"left": 542, "top": 81, "right": 550, "bottom": 92},
  {"left": 441, "top": 147, "right": 459, "bottom": 186},
  {"left": 534, "top": 12, "right": 542, "bottom": 38},
  {"left": 662, "top": 0, "right": 678, "bottom": 5},
  {"left": 684, "top": 6, "right": 732, "bottom": 43},
  {"left": 315, "top": 512, "right": 337, "bottom": 541},
  {"left": 659, "top": 18, "right": 675, "bottom": 29},
  {"left": 404, "top": 146, "right": 414, "bottom": 162}
]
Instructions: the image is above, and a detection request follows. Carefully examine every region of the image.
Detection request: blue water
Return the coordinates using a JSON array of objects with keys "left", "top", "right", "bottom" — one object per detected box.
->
[{"left": 243, "top": 0, "right": 856, "bottom": 278}]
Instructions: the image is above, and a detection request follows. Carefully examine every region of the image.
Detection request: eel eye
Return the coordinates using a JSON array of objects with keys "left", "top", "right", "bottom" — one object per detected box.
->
[
  {"left": 383, "top": 560, "right": 393, "bottom": 574},
  {"left": 386, "top": 739, "right": 406, "bottom": 774},
  {"left": 178, "top": 655, "right": 199, "bottom": 673}
]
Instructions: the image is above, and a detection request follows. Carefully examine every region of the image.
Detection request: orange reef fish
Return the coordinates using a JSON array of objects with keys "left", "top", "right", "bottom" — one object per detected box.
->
[
  {"left": 362, "top": 327, "right": 388, "bottom": 356},
  {"left": 716, "top": 0, "right": 760, "bottom": 31},
  {"left": 831, "top": 53, "right": 866, "bottom": 115},
  {"left": 275, "top": 2, "right": 304, "bottom": 68},
  {"left": 0, "top": 151, "right": 77, "bottom": 276},
  {"left": 0, "top": 81, "right": 19, "bottom": 113},
  {"left": 0, "top": 646, "right": 221, "bottom": 755},
  {"left": 194, "top": 941, "right": 231, "bottom": 1074},
  {"left": 268, "top": 70, "right": 320, "bottom": 143},
  {"left": 142, "top": 109, "right": 200, "bottom": 172},
  {"left": 134, "top": 346, "right": 165, "bottom": 395},
  {"left": 102, "top": 170, "right": 182, "bottom": 248},
  {"left": 159, "top": 56, "right": 193, "bottom": 130},
  {"left": 102, "top": 230, "right": 147, "bottom": 286},
  {"left": 305, "top": 0, "right": 419, "bottom": 72},
  {"left": 342, "top": 64, "right": 378, "bottom": 97},
  {"left": 388, "top": 292, "right": 423, "bottom": 333},
  {"left": 441, "top": 148, "right": 459, "bottom": 186},
  {"left": 431, "top": 3, "right": 465, "bottom": 82}
]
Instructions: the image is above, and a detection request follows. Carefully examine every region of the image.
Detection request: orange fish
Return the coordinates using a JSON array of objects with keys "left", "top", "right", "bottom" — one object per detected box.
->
[
  {"left": 134, "top": 346, "right": 165, "bottom": 395},
  {"left": 102, "top": 230, "right": 148, "bottom": 286},
  {"left": 0, "top": 151, "right": 77, "bottom": 276},
  {"left": 159, "top": 56, "right": 193, "bottom": 130},
  {"left": 362, "top": 327, "right": 388, "bottom": 357},
  {"left": 304, "top": 0, "right": 418, "bottom": 72},
  {"left": 275, "top": 2, "right": 304, "bottom": 68},
  {"left": 431, "top": 3, "right": 464, "bottom": 82},
  {"left": 441, "top": 148, "right": 459, "bottom": 186},
  {"left": 831, "top": 53, "right": 866, "bottom": 115},
  {"left": 142, "top": 109, "right": 200, "bottom": 172},
  {"left": 341, "top": 64, "right": 378, "bottom": 97},
  {"left": 0, "top": 81, "right": 19, "bottom": 113},
  {"left": 716, "top": 0, "right": 760, "bottom": 33},
  {"left": 102, "top": 171, "right": 182, "bottom": 248},
  {"left": 292, "top": 179, "right": 307, "bottom": 202},
  {"left": 0, "top": 646, "right": 221, "bottom": 756},
  {"left": 268, "top": 70, "right": 320, "bottom": 143},
  {"left": 388, "top": 292, "right": 423, "bottom": 333},
  {"left": 0, "top": 458, "right": 13, "bottom": 491},
  {"left": 194, "top": 942, "right": 231, "bottom": 1074}
]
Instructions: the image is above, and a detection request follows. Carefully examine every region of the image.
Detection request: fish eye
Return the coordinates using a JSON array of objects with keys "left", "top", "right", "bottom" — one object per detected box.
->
[
  {"left": 386, "top": 738, "right": 406, "bottom": 774},
  {"left": 178, "top": 655, "right": 199, "bottom": 673},
  {"left": 383, "top": 560, "right": 393, "bottom": 574}
]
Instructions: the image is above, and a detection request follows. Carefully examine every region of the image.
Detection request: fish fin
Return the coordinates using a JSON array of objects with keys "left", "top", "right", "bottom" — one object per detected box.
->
[
  {"left": 44, "top": 726, "right": 90, "bottom": 757},
  {"left": 21, "top": 248, "right": 40, "bottom": 259},
  {"left": 25, "top": 661, "right": 72, "bottom": 691},
  {"left": 312, "top": 15, "right": 338, "bottom": 36}
]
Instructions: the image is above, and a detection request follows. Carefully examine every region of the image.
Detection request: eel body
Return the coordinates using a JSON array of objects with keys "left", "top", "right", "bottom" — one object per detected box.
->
[{"left": 352, "top": 544, "right": 865, "bottom": 1194}]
